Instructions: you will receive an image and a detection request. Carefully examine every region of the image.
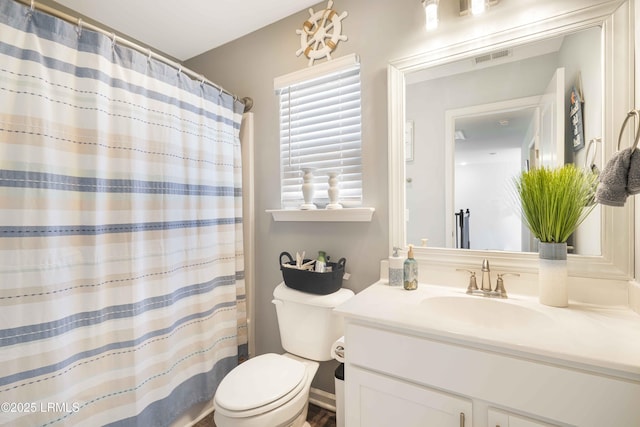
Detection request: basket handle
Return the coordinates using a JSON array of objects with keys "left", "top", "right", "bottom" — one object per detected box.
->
[
  {"left": 337, "top": 257, "right": 346, "bottom": 271},
  {"left": 279, "top": 251, "right": 294, "bottom": 266}
]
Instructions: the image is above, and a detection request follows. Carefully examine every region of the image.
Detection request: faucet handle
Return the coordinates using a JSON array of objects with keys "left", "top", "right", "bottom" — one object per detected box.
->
[
  {"left": 495, "top": 273, "right": 520, "bottom": 298},
  {"left": 456, "top": 269, "right": 478, "bottom": 294}
]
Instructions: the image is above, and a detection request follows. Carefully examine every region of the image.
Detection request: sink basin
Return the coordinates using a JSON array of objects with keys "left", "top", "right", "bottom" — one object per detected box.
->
[{"left": 420, "top": 296, "right": 554, "bottom": 330}]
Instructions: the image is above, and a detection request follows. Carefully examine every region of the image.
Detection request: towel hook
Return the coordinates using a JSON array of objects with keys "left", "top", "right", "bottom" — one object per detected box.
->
[
  {"left": 584, "top": 137, "right": 601, "bottom": 172},
  {"left": 617, "top": 109, "right": 640, "bottom": 151}
]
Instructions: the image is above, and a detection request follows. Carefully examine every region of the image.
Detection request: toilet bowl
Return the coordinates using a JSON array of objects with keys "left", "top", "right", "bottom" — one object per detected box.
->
[
  {"left": 213, "top": 283, "right": 354, "bottom": 427},
  {"left": 213, "top": 353, "right": 318, "bottom": 427}
]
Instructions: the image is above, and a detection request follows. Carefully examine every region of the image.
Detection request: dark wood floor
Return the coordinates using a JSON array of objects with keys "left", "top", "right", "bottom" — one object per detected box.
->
[
  {"left": 307, "top": 404, "right": 337, "bottom": 427},
  {"left": 194, "top": 403, "right": 336, "bottom": 427}
]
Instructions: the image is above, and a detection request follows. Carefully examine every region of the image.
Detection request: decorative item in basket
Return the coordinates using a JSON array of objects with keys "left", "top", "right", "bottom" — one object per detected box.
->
[{"left": 279, "top": 251, "right": 346, "bottom": 295}]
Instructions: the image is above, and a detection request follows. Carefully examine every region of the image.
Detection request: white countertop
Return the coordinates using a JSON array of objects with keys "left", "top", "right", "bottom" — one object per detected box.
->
[{"left": 335, "top": 281, "right": 640, "bottom": 381}]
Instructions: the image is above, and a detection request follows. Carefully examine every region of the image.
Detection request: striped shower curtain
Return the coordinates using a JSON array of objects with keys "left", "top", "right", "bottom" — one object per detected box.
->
[{"left": 0, "top": 1, "right": 246, "bottom": 425}]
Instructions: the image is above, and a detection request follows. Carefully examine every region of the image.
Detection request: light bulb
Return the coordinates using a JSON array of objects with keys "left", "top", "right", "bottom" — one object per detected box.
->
[
  {"left": 471, "top": 0, "right": 486, "bottom": 15},
  {"left": 424, "top": 0, "right": 438, "bottom": 31}
]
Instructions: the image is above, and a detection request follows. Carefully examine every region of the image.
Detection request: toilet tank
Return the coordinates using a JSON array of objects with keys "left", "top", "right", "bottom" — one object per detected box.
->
[{"left": 272, "top": 282, "right": 354, "bottom": 361}]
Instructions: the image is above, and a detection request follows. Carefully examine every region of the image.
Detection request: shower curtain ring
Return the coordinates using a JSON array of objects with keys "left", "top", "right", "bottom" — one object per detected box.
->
[
  {"left": 218, "top": 87, "right": 223, "bottom": 97},
  {"left": 76, "top": 18, "right": 83, "bottom": 37},
  {"left": 26, "top": 0, "right": 35, "bottom": 19},
  {"left": 146, "top": 48, "right": 152, "bottom": 63},
  {"left": 200, "top": 75, "right": 206, "bottom": 86},
  {"left": 110, "top": 33, "right": 117, "bottom": 50},
  {"left": 177, "top": 64, "right": 182, "bottom": 75}
]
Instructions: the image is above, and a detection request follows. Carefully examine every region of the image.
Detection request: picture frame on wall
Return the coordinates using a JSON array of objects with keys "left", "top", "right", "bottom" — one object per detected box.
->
[{"left": 570, "top": 85, "right": 585, "bottom": 152}]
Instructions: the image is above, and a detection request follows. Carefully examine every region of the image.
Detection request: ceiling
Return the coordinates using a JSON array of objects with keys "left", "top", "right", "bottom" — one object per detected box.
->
[
  {"left": 54, "top": 0, "right": 320, "bottom": 61},
  {"left": 455, "top": 108, "right": 537, "bottom": 166}
]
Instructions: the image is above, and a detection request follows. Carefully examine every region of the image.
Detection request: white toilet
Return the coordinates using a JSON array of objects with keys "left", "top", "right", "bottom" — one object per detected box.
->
[{"left": 213, "top": 282, "right": 354, "bottom": 427}]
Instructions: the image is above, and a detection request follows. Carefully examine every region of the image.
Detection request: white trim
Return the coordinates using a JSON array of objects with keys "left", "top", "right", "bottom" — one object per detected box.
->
[
  {"left": 309, "top": 387, "right": 337, "bottom": 412},
  {"left": 240, "top": 113, "right": 256, "bottom": 359},
  {"left": 267, "top": 207, "right": 374, "bottom": 222},
  {"left": 630, "top": 281, "right": 640, "bottom": 314},
  {"left": 177, "top": 401, "right": 214, "bottom": 427},
  {"left": 274, "top": 53, "right": 360, "bottom": 90}
]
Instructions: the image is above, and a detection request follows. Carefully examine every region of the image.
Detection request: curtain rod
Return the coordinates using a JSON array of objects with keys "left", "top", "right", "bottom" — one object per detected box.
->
[{"left": 15, "top": 0, "right": 250, "bottom": 108}]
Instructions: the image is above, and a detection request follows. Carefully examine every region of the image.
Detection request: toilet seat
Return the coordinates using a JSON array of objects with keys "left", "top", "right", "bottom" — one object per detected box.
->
[{"left": 214, "top": 353, "right": 307, "bottom": 418}]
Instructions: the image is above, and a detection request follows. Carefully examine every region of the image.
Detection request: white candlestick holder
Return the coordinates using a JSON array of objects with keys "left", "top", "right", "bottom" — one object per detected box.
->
[
  {"left": 326, "top": 171, "right": 343, "bottom": 209},
  {"left": 300, "top": 167, "right": 317, "bottom": 210}
]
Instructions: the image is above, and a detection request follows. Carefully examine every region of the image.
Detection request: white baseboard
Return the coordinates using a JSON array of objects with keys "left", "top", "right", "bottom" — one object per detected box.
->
[
  {"left": 309, "top": 387, "right": 337, "bottom": 413},
  {"left": 630, "top": 280, "right": 640, "bottom": 314},
  {"left": 174, "top": 399, "right": 213, "bottom": 427}
]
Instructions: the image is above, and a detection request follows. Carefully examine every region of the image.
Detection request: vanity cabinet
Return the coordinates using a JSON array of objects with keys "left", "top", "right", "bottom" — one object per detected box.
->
[
  {"left": 344, "top": 321, "right": 640, "bottom": 427},
  {"left": 348, "top": 365, "right": 471, "bottom": 426}
]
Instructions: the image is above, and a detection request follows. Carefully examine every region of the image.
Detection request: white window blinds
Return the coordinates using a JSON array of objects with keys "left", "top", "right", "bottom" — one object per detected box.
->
[{"left": 275, "top": 54, "right": 362, "bottom": 208}]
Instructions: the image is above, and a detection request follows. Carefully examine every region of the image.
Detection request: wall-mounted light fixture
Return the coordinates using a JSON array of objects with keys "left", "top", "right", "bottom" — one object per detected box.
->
[
  {"left": 422, "top": 0, "right": 439, "bottom": 31},
  {"left": 423, "top": 0, "right": 500, "bottom": 31},
  {"left": 459, "top": 0, "right": 499, "bottom": 16}
]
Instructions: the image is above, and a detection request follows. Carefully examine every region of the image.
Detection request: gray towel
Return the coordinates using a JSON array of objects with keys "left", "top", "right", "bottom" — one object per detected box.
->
[
  {"left": 626, "top": 149, "right": 640, "bottom": 194},
  {"left": 596, "top": 147, "right": 633, "bottom": 206}
]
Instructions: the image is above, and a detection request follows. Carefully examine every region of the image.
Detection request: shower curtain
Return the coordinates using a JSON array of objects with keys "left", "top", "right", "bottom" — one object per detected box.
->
[{"left": 0, "top": 1, "right": 247, "bottom": 426}]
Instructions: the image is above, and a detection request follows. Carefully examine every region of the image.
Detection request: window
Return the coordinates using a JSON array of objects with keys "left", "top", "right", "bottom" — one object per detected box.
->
[{"left": 275, "top": 54, "right": 362, "bottom": 209}]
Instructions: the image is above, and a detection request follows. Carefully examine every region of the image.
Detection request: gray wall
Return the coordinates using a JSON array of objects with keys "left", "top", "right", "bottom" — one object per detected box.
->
[{"left": 186, "top": 0, "right": 423, "bottom": 392}]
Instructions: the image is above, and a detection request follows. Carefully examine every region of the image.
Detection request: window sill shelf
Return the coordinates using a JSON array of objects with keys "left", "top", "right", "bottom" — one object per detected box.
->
[{"left": 266, "top": 207, "right": 375, "bottom": 222}]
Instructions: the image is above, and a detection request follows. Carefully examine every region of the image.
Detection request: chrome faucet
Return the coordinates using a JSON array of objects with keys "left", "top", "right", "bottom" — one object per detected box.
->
[{"left": 457, "top": 259, "right": 519, "bottom": 298}]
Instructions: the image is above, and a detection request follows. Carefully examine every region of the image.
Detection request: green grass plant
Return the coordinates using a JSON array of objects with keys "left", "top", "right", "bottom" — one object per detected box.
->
[{"left": 513, "top": 164, "right": 598, "bottom": 243}]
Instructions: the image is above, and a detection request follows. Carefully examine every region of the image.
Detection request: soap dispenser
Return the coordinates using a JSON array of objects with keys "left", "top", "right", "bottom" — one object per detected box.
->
[
  {"left": 389, "top": 247, "right": 403, "bottom": 287},
  {"left": 403, "top": 244, "right": 418, "bottom": 290}
]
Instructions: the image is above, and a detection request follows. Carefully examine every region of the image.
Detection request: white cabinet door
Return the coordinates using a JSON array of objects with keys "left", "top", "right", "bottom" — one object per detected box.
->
[
  {"left": 347, "top": 366, "right": 472, "bottom": 427},
  {"left": 488, "top": 408, "right": 558, "bottom": 427}
]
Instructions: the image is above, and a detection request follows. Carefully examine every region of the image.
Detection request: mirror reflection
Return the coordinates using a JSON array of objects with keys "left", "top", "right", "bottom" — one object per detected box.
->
[{"left": 405, "top": 26, "right": 602, "bottom": 255}]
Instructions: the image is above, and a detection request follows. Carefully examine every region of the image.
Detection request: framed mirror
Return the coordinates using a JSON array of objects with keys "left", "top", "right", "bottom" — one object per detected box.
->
[{"left": 388, "top": 0, "right": 633, "bottom": 280}]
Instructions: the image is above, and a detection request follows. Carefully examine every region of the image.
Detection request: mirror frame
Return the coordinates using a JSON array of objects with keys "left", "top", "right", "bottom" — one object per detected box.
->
[{"left": 388, "top": 0, "right": 633, "bottom": 280}]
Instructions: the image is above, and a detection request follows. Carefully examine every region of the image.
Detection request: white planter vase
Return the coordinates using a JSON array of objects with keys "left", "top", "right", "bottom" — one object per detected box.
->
[{"left": 538, "top": 242, "right": 568, "bottom": 307}]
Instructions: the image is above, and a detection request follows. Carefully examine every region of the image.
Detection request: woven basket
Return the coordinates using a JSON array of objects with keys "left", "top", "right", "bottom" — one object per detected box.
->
[{"left": 279, "top": 251, "right": 346, "bottom": 295}]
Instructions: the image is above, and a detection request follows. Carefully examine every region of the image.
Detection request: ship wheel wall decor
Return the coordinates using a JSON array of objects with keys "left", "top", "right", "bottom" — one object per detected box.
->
[{"left": 296, "top": 0, "right": 348, "bottom": 66}]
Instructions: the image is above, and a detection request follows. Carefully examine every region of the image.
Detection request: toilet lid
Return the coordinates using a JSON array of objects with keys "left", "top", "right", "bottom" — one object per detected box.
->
[{"left": 215, "top": 353, "right": 306, "bottom": 412}]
